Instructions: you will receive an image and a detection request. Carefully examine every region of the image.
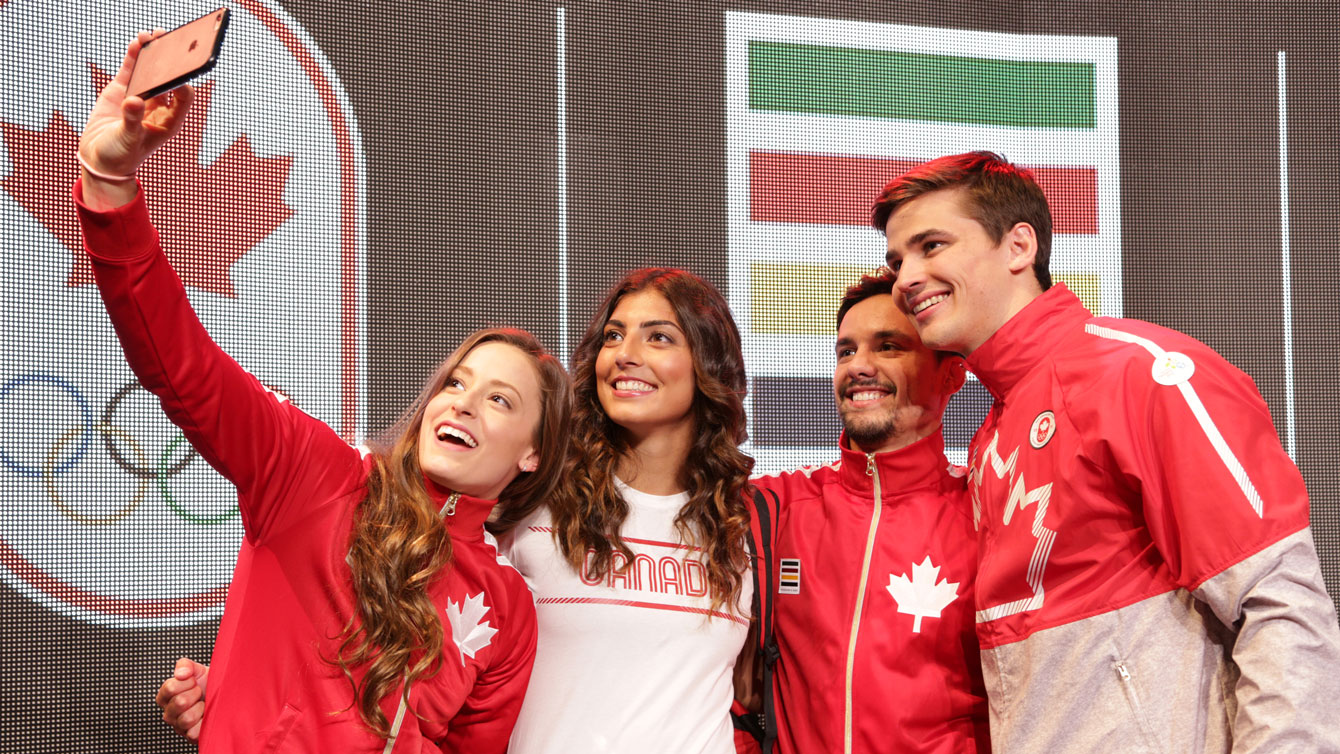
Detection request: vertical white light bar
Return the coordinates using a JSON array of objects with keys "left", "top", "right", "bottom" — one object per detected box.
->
[
  {"left": 1277, "top": 50, "right": 1296, "bottom": 460},
  {"left": 557, "top": 6, "right": 570, "bottom": 363}
]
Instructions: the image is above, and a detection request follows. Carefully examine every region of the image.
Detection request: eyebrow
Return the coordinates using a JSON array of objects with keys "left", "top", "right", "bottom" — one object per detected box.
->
[
  {"left": 482, "top": 379, "right": 523, "bottom": 400},
  {"left": 905, "top": 228, "right": 951, "bottom": 247},
  {"left": 606, "top": 318, "right": 684, "bottom": 332},
  {"left": 836, "top": 330, "right": 915, "bottom": 348},
  {"left": 448, "top": 364, "right": 523, "bottom": 400},
  {"left": 876, "top": 329, "right": 916, "bottom": 344}
]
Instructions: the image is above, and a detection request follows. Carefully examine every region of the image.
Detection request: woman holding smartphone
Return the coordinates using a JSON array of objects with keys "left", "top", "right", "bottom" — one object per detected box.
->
[{"left": 80, "top": 33, "right": 571, "bottom": 751}]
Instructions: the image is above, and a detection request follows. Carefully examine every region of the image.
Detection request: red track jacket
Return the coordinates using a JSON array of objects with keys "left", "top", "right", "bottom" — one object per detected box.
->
[
  {"left": 76, "top": 183, "right": 537, "bottom": 752},
  {"left": 966, "top": 284, "right": 1340, "bottom": 752},
  {"left": 751, "top": 429, "right": 988, "bottom": 753}
]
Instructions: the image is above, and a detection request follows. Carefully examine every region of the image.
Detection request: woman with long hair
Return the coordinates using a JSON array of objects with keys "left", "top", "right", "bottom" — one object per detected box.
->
[
  {"left": 79, "top": 34, "right": 570, "bottom": 751},
  {"left": 498, "top": 267, "right": 755, "bottom": 752},
  {"left": 160, "top": 268, "right": 757, "bottom": 751},
  {"left": 157, "top": 274, "right": 756, "bottom": 750}
]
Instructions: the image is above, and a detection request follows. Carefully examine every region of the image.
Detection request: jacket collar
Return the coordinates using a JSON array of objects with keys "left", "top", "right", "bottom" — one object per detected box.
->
[
  {"left": 966, "top": 283, "right": 1092, "bottom": 402},
  {"left": 838, "top": 426, "right": 952, "bottom": 497},
  {"left": 423, "top": 474, "right": 495, "bottom": 543}
]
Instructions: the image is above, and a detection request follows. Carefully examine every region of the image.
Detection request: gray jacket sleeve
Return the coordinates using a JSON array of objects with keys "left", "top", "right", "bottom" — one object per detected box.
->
[{"left": 1193, "top": 528, "right": 1340, "bottom": 752}]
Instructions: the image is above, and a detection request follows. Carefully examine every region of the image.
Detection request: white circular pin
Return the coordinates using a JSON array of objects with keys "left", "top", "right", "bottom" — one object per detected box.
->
[
  {"left": 1152, "top": 352, "right": 1195, "bottom": 386},
  {"left": 1029, "top": 411, "right": 1056, "bottom": 449}
]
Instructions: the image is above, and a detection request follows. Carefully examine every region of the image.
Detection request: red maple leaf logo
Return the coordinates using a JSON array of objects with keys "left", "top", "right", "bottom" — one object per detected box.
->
[{"left": 1, "top": 63, "right": 293, "bottom": 298}]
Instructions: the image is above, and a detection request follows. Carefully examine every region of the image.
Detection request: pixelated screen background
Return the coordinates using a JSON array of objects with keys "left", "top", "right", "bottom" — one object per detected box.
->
[{"left": 1, "top": 1, "right": 1337, "bottom": 750}]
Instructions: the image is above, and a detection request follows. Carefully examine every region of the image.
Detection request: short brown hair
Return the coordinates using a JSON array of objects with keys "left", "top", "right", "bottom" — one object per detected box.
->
[
  {"left": 835, "top": 267, "right": 952, "bottom": 362},
  {"left": 871, "top": 151, "right": 1053, "bottom": 290},
  {"left": 835, "top": 267, "right": 896, "bottom": 330}
]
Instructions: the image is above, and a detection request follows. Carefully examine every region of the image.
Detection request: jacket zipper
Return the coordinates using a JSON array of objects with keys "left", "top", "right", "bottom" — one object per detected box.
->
[
  {"left": 844, "top": 453, "right": 882, "bottom": 754},
  {"left": 1113, "top": 661, "right": 1162, "bottom": 750},
  {"left": 382, "top": 678, "right": 411, "bottom": 753},
  {"left": 440, "top": 492, "right": 460, "bottom": 517}
]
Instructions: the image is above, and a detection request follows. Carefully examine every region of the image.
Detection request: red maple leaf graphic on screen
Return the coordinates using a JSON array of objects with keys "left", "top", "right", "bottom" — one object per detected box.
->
[{"left": 1, "top": 63, "right": 293, "bottom": 298}]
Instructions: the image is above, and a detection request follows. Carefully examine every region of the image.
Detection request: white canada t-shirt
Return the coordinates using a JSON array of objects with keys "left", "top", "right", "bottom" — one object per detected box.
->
[{"left": 500, "top": 479, "right": 751, "bottom": 753}]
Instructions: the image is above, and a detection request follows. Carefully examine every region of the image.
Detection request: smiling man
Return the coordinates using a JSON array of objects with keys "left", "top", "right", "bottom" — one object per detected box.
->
[
  {"left": 749, "top": 270, "right": 988, "bottom": 754},
  {"left": 875, "top": 151, "right": 1340, "bottom": 752}
]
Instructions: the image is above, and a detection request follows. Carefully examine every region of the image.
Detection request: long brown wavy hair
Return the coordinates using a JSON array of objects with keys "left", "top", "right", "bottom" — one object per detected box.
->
[
  {"left": 545, "top": 268, "right": 753, "bottom": 615},
  {"left": 334, "top": 328, "right": 571, "bottom": 738}
]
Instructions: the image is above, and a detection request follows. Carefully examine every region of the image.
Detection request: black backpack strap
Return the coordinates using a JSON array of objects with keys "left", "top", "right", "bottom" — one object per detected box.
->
[
  {"left": 733, "top": 488, "right": 766, "bottom": 749},
  {"left": 747, "top": 486, "right": 781, "bottom": 754}
]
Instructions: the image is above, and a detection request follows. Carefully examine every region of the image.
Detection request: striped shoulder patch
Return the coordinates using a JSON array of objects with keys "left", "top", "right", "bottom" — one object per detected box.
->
[{"left": 779, "top": 558, "right": 801, "bottom": 594}]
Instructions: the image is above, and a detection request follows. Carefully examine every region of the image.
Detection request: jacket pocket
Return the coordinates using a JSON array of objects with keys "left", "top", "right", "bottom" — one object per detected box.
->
[
  {"left": 258, "top": 703, "right": 302, "bottom": 753},
  {"left": 1112, "top": 661, "right": 1164, "bottom": 754}
]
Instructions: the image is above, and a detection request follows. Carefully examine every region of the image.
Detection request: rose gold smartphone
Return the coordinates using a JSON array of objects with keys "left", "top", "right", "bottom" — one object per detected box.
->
[{"left": 126, "top": 8, "right": 230, "bottom": 100}]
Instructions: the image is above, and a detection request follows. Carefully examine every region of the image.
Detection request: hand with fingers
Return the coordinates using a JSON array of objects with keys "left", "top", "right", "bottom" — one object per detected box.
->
[
  {"left": 154, "top": 657, "right": 210, "bottom": 743},
  {"left": 78, "top": 30, "right": 195, "bottom": 210}
]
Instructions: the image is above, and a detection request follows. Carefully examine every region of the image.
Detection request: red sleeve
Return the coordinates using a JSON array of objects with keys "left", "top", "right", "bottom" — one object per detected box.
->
[
  {"left": 750, "top": 470, "right": 799, "bottom": 511},
  {"left": 1084, "top": 321, "right": 1340, "bottom": 749},
  {"left": 1092, "top": 333, "right": 1308, "bottom": 588},
  {"left": 75, "top": 181, "right": 362, "bottom": 543},
  {"left": 439, "top": 579, "right": 538, "bottom": 753}
]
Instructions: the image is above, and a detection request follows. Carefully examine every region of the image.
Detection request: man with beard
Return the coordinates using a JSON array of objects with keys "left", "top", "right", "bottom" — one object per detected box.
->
[{"left": 745, "top": 269, "right": 988, "bottom": 754}]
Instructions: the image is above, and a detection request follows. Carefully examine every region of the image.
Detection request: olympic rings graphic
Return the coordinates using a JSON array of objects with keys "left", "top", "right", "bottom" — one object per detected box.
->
[
  {"left": 44, "top": 424, "right": 148, "bottom": 526},
  {"left": 159, "top": 434, "right": 239, "bottom": 526},
  {"left": 103, "top": 380, "right": 198, "bottom": 479},
  {"left": 0, "top": 373, "right": 93, "bottom": 478},
  {"left": 2, "top": 371, "right": 241, "bottom": 526}
]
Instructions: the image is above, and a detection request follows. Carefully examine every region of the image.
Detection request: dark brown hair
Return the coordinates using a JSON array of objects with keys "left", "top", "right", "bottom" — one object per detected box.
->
[
  {"left": 836, "top": 267, "right": 955, "bottom": 363},
  {"left": 550, "top": 268, "right": 753, "bottom": 616},
  {"left": 871, "top": 151, "right": 1054, "bottom": 290},
  {"left": 836, "top": 266, "right": 898, "bottom": 330},
  {"left": 335, "top": 328, "right": 570, "bottom": 738}
]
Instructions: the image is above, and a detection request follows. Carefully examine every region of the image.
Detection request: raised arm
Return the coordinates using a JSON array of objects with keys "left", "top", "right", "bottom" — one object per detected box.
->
[
  {"left": 76, "top": 36, "right": 360, "bottom": 541},
  {"left": 78, "top": 30, "right": 192, "bottom": 210}
]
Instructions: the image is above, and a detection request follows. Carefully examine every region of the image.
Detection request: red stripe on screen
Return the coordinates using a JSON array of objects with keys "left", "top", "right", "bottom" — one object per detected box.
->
[{"left": 749, "top": 151, "right": 1098, "bottom": 234}]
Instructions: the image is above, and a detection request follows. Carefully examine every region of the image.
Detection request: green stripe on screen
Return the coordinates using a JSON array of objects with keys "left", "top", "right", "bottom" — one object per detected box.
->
[{"left": 749, "top": 41, "right": 1095, "bottom": 129}]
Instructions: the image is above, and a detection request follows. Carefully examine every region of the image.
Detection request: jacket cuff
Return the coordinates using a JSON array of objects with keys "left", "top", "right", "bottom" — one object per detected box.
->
[{"left": 72, "top": 178, "right": 161, "bottom": 262}]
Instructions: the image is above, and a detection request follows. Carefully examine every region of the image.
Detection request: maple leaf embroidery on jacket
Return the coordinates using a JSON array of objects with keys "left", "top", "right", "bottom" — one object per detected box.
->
[
  {"left": 446, "top": 591, "right": 499, "bottom": 666},
  {"left": 1, "top": 63, "right": 292, "bottom": 298},
  {"left": 885, "top": 557, "right": 960, "bottom": 633}
]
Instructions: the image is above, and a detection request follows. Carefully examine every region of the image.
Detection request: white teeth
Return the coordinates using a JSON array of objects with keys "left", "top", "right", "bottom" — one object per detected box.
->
[
  {"left": 851, "top": 391, "right": 884, "bottom": 402},
  {"left": 615, "top": 379, "right": 655, "bottom": 392},
  {"left": 436, "top": 425, "right": 477, "bottom": 448},
  {"left": 913, "top": 294, "right": 948, "bottom": 314}
]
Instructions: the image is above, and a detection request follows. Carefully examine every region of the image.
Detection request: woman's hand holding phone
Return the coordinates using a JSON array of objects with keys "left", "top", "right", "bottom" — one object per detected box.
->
[{"left": 78, "top": 30, "right": 195, "bottom": 211}]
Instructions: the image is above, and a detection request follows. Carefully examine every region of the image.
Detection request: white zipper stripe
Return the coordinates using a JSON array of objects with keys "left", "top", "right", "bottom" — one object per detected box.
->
[
  {"left": 1084, "top": 323, "right": 1264, "bottom": 517},
  {"left": 383, "top": 680, "right": 411, "bottom": 754},
  {"left": 844, "top": 455, "right": 883, "bottom": 754}
]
